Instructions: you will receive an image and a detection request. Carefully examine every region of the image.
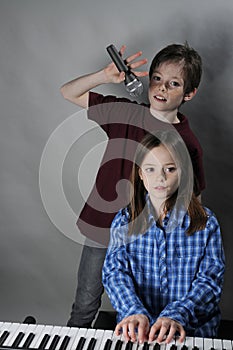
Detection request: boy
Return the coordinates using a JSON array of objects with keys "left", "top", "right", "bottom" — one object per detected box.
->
[{"left": 60, "top": 42, "right": 205, "bottom": 328}]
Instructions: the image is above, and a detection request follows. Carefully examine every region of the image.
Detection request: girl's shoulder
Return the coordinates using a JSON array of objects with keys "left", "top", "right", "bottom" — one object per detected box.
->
[
  {"left": 203, "top": 206, "right": 220, "bottom": 229},
  {"left": 111, "top": 207, "right": 130, "bottom": 228}
]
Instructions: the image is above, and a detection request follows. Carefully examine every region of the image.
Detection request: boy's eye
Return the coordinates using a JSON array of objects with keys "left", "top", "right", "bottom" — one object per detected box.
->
[
  {"left": 170, "top": 81, "right": 180, "bottom": 87},
  {"left": 152, "top": 75, "right": 160, "bottom": 81}
]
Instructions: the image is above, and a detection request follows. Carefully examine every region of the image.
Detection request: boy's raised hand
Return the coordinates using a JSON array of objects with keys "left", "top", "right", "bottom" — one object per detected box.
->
[{"left": 104, "top": 45, "right": 148, "bottom": 84}]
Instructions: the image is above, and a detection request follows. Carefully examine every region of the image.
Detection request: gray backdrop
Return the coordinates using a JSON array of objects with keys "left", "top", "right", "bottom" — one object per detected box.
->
[{"left": 1, "top": 0, "right": 233, "bottom": 326}]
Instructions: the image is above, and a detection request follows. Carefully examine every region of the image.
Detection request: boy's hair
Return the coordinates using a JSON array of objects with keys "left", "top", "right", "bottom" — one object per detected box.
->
[
  {"left": 128, "top": 130, "right": 207, "bottom": 236},
  {"left": 149, "top": 42, "right": 202, "bottom": 95}
]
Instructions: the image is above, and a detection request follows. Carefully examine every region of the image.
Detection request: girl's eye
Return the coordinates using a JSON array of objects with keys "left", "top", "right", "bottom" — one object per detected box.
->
[
  {"left": 145, "top": 167, "right": 155, "bottom": 173},
  {"left": 164, "top": 166, "right": 176, "bottom": 173}
]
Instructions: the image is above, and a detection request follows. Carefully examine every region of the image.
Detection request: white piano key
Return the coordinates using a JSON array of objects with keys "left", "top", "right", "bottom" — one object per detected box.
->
[
  {"left": 204, "top": 337, "right": 215, "bottom": 350},
  {"left": 43, "top": 326, "right": 62, "bottom": 349},
  {"left": 28, "top": 324, "right": 48, "bottom": 348},
  {"left": 0, "top": 322, "right": 16, "bottom": 334},
  {"left": 51, "top": 326, "right": 73, "bottom": 350},
  {"left": 184, "top": 337, "right": 195, "bottom": 349},
  {"left": 108, "top": 330, "right": 122, "bottom": 350},
  {"left": 70, "top": 327, "right": 88, "bottom": 350},
  {"left": 7, "top": 323, "right": 30, "bottom": 347},
  {"left": 0, "top": 322, "right": 5, "bottom": 333},
  {"left": 92, "top": 329, "right": 105, "bottom": 350},
  {"left": 213, "top": 338, "right": 224, "bottom": 350},
  {"left": 17, "top": 323, "right": 38, "bottom": 347},
  {"left": 0, "top": 322, "right": 13, "bottom": 344},
  {"left": 1, "top": 322, "right": 22, "bottom": 346},
  {"left": 98, "top": 330, "right": 113, "bottom": 350},
  {"left": 64, "top": 327, "right": 81, "bottom": 350},
  {"left": 194, "top": 337, "right": 205, "bottom": 350},
  {"left": 35, "top": 324, "right": 54, "bottom": 348},
  {"left": 222, "top": 339, "right": 232, "bottom": 350},
  {"left": 82, "top": 328, "right": 97, "bottom": 350},
  {"left": 165, "top": 337, "right": 176, "bottom": 350}
]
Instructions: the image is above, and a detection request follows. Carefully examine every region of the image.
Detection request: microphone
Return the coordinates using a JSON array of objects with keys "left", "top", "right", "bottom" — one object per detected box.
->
[{"left": 106, "top": 44, "right": 143, "bottom": 97}]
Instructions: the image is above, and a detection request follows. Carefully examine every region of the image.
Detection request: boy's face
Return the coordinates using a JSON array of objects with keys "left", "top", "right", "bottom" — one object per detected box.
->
[{"left": 148, "top": 61, "right": 190, "bottom": 117}]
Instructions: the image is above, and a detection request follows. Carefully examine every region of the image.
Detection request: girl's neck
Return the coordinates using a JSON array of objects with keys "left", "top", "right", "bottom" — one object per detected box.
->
[
  {"left": 150, "top": 198, "right": 166, "bottom": 219},
  {"left": 150, "top": 108, "right": 180, "bottom": 124}
]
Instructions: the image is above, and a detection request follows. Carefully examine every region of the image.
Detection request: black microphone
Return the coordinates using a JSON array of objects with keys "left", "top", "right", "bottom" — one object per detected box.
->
[{"left": 106, "top": 44, "right": 143, "bottom": 97}]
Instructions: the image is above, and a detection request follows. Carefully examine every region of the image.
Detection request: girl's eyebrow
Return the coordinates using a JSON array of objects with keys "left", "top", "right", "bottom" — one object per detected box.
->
[{"left": 142, "top": 162, "right": 176, "bottom": 167}]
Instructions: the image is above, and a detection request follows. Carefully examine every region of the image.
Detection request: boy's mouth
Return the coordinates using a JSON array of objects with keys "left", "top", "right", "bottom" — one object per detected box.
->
[{"left": 154, "top": 95, "right": 167, "bottom": 102}]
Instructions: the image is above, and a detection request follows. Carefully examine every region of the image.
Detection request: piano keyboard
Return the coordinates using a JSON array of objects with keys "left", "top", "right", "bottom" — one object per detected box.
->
[{"left": 0, "top": 321, "right": 232, "bottom": 350}]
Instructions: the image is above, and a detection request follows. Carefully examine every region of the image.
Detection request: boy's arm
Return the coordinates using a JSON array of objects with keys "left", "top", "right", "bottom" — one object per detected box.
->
[{"left": 60, "top": 45, "right": 148, "bottom": 109}]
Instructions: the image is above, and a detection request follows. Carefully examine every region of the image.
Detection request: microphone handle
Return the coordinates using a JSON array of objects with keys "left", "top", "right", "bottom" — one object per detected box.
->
[{"left": 106, "top": 44, "right": 129, "bottom": 73}]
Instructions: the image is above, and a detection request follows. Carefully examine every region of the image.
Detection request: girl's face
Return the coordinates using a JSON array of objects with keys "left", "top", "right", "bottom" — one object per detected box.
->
[
  {"left": 139, "top": 144, "right": 180, "bottom": 207},
  {"left": 148, "top": 61, "right": 195, "bottom": 117}
]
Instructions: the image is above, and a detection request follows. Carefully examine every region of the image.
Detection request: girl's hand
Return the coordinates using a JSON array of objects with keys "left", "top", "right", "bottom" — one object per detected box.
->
[
  {"left": 148, "top": 317, "right": 186, "bottom": 344},
  {"left": 115, "top": 314, "right": 150, "bottom": 344},
  {"left": 104, "top": 45, "right": 148, "bottom": 84}
]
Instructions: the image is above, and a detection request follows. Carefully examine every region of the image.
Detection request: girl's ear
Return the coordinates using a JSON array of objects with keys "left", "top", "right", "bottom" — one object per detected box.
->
[
  {"left": 138, "top": 168, "right": 143, "bottom": 180},
  {"left": 184, "top": 88, "right": 197, "bottom": 102}
]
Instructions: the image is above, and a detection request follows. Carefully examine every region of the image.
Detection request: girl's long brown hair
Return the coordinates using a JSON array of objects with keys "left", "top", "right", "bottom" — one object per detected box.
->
[{"left": 127, "top": 130, "right": 207, "bottom": 236}]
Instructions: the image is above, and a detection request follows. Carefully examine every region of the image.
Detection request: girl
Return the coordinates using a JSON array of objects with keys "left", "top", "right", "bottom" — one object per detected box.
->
[{"left": 102, "top": 130, "right": 225, "bottom": 344}]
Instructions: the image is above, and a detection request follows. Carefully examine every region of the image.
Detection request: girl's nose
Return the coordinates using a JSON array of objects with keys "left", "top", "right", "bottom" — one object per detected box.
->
[{"left": 156, "top": 169, "right": 166, "bottom": 181}]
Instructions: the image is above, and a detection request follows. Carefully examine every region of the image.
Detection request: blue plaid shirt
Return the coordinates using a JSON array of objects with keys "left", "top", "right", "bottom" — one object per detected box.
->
[{"left": 102, "top": 198, "right": 225, "bottom": 338}]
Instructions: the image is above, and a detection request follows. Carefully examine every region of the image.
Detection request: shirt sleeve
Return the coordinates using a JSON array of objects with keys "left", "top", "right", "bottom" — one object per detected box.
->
[
  {"left": 102, "top": 209, "right": 153, "bottom": 323},
  {"left": 157, "top": 213, "right": 225, "bottom": 330}
]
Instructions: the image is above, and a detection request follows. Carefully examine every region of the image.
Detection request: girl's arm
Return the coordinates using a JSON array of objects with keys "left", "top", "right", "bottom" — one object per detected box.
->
[
  {"left": 102, "top": 211, "right": 153, "bottom": 326},
  {"left": 152, "top": 214, "right": 225, "bottom": 336}
]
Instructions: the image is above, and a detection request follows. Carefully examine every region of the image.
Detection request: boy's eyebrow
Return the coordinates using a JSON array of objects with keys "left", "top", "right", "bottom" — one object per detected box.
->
[
  {"left": 152, "top": 71, "right": 183, "bottom": 80},
  {"left": 152, "top": 69, "right": 184, "bottom": 80}
]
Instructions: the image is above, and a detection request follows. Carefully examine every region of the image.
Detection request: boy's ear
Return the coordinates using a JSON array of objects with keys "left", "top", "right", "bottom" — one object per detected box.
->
[{"left": 184, "top": 88, "right": 197, "bottom": 102}]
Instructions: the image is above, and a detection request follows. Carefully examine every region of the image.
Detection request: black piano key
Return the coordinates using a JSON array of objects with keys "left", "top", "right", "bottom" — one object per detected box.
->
[
  {"left": 12, "top": 332, "right": 25, "bottom": 347},
  {"left": 143, "top": 342, "right": 149, "bottom": 350},
  {"left": 114, "top": 339, "right": 123, "bottom": 350},
  {"left": 103, "top": 339, "right": 112, "bottom": 350},
  {"left": 76, "top": 336, "right": 86, "bottom": 350},
  {"left": 192, "top": 346, "right": 199, "bottom": 350},
  {"left": 153, "top": 343, "right": 160, "bottom": 350},
  {"left": 181, "top": 346, "right": 188, "bottom": 350},
  {"left": 170, "top": 345, "right": 177, "bottom": 350},
  {"left": 86, "top": 338, "right": 97, "bottom": 350},
  {"left": 38, "top": 334, "right": 51, "bottom": 349},
  {"left": 125, "top": 341, "right": 133, "bottom": 350},
  {"left": 0, "top": 331, "right": 10, "bottom": 346},
  {"left": 58, "top": 335, "right": 70, "bottom": 350},
  {"left": 49, "top": 335, "right": 61, "bottom": 350},
  {"left": 22, "top": 332, "right": 36, "bottom": 348}
]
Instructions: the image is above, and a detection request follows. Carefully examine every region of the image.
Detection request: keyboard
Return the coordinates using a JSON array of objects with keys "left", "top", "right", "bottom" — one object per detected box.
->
[{"left": 0, "top": 321, "right": 232, "bottom": 350}]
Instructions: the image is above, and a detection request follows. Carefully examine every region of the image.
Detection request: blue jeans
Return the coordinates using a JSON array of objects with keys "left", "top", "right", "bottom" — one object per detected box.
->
[{"left": 67, "top": 243, "right": 107, "bottom": 328}]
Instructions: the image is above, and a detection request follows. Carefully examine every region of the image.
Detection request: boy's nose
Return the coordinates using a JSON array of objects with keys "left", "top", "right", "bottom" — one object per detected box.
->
[{"left": 158, "top": 83, "right": 166, "bottom": 92}]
